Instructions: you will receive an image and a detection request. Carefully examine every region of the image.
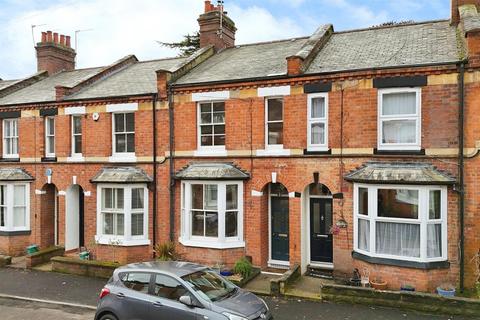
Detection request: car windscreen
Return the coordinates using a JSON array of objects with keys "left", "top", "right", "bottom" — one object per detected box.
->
[{"left": 181, "top": 269, "right": 236, "bottom": 302}]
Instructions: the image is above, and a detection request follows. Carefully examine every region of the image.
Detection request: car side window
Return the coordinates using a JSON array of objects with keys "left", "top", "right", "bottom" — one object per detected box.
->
[
  {"left": 153, "top": 274, "right": 189, "bottom": 301},
  {"left": 120, "top": 272, "right": 151, "bottom": 294}
]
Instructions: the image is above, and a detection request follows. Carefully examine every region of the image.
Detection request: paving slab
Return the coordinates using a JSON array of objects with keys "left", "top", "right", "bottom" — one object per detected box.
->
[
  {"left": 244, "top": 272, "right": 281, "bottom": 295},
  {"left": 285, "top": 275, "right": 324, "bottom": 300}
]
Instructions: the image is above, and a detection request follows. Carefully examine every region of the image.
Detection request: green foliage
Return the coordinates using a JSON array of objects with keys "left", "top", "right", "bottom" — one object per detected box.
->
[
  {"left": 155, "top": 241, "right": 180, "bottom": 261},
  {"left": 233, "top": 257, "right": 252, "bottom": 279},
  {"left": 157, "top": 32, "right": 200, "bottom": 57}
]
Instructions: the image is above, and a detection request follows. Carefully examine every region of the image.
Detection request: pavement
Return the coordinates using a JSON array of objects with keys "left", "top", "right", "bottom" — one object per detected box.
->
[{"left": 0, "top": 268, "right": 475, "bottom": 320}]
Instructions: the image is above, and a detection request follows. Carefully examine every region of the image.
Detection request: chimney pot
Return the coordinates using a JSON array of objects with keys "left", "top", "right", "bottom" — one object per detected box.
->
[
  {"left": 60, "top": 35, "right": 65, "bottom": 46},
  {"left": 53, "top": 32, "right": 59, "bottom": 44},
  {"left": 198, "top": 1, "right": 236, "bottom": 51},
  {"left": 46, "top": 31, "right": 53, "bottom": 42},
  {"left": 204, "top": 1, "right": 211, "bottom": 13},
  {"left": 66, "top": 36, "right": 71, "bottom": 48},
  {"left": 41, "top": 32, "right": 47, "bottom": 42},
  {"left": 36, "top": 32, "right": 76, "bottom": 74}
]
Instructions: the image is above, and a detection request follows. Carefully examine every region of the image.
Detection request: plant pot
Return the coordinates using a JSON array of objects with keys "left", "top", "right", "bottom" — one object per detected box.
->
[
  {"left": 220, "top": 270, "right": 233, "bottom": 277},
  {"left": 437, "top": 287, "right": 455, "bottom": 297},
  {"left": 79, "top": 251, "right": 90, "bottom": 260},
  {"left": 370, "top": 280, "right": 388, "bottom": 290},
  {"left": 26, "top": 245, "right": 39, "bottom": 255}
]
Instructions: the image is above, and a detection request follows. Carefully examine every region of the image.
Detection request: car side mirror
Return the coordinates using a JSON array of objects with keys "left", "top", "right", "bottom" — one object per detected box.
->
[{"left": 179, "top": 295, "right": 194, "bottom": 307}]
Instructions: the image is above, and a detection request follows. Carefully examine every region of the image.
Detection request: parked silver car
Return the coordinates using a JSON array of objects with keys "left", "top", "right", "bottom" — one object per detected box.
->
[{"left": 95, "top": 261, "right": 272, "bottom": 320}]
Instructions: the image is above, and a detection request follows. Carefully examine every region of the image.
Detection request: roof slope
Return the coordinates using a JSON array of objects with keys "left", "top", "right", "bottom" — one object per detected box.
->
[
  {"left": 175, "top": 37, "right": 308, "bottom": 85},
  {"left": 0, "top": 80, "right": 19, "bottom": 91},
  {"left": 68, "top": 57, "right": 186, "bottom": 100},
  {"left": 306, "top": 20, "right": 461, "bottom": 74}
]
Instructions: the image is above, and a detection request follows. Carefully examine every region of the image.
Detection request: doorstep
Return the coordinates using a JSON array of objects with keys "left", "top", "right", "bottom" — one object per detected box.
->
[{"left": 284, "top": 275, "right": 328, "bottom": 301}]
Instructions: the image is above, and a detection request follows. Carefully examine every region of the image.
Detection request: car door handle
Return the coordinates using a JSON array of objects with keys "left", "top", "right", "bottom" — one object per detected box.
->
[
  {"left": 152, "top": 301, "right": 163, "bottom": 308},
  {"left": 116, "top": 293, "right": 125, "bottom": 298}
]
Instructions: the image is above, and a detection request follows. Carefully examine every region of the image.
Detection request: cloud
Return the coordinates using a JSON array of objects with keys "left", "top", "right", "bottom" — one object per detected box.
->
[{"left": 320, "top": 0, "right": 389, "bottom": 29}]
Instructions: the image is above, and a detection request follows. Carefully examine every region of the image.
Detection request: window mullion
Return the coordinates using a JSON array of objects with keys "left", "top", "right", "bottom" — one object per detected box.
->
[
  {"left": 124, "top": 187, "right": 132, "bottom": 240},
  {"left": 370, "top": 186, "right": 377, "bottom": 255},
  {"left": 7, "top": 184, "right": 13, "bottom": 230},
  {"left": 419, "top": 188, "right": 428, "bottom": 260},
  {"left": 218, "top": 183, "right": 226, "bottom": 241}
]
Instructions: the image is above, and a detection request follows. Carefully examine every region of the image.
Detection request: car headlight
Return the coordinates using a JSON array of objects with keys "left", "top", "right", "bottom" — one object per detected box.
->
[
  {"left": 260, "top": 298, "right": 269, "bottom": 311},
  {"left": 222, "top": 312, "right": 248, "bottom": 320}
]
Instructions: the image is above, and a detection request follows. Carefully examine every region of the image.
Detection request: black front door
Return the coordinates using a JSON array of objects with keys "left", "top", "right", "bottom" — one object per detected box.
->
[
  {"left": 310, "top": 198, "right": 333, "bottom": 263},
  {"left": 271, "top": 196, "right": 289, "bottom": 262}
]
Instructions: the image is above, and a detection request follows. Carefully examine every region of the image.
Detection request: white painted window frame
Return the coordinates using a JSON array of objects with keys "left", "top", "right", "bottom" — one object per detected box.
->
[
  {"left": 71, "top": 115, "right": 83, "bottom": 158},
  {"left": 180, "top": 180, "right": 244, "bottom": 249},
  {"left": 95, "top": 183, "right": 149, "bottom": 246},
  {"left": 44, "top": 116, "right": 55, "bottom": 158},
  {"left": 3, "top": 118, "right": 19, "bottom": 159},
  {"left": 307, "top": 92, "right": 329, "bottom": 151},
  {"left": 110, "top": 112, "right": 136, "bottom": 162},
  {"left": 196, "top": 101, "right": 227, "bottom": 156},
  {"left": 0, "top": 182, "right": 30, "bottom": 232},
  {"left": 353, "top": 183, "right": 448, "bottom": 263},
  {"left": 377, "top": 87, "right": 422, "bottom": 151},
  {"left": 265, "top": 97, "right": 284, "bottom": 150}
]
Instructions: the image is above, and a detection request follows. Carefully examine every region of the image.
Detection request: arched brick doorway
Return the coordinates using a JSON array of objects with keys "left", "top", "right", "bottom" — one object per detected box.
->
[{"left": 40, "top": 184, "right": 58, "bottom": 248}]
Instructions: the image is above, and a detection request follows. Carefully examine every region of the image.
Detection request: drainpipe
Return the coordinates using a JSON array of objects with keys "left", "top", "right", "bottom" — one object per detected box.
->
[
  {"left": 168, "top": 84, "right": 175, "bottom": 242},
  {"left": 458, "top": 62, "right": 466, "bottom": 293},
  {"left": 152, "top": 93, "right": 158, "bottom": 256}
]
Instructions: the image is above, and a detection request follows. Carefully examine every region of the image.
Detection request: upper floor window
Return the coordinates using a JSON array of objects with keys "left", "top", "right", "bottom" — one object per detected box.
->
[
  {"left": 113, "top": 113, "right": 135, "bottom": 154},
  {"left": 71, "top": 115, "right": 82, "bottom": 156},
  {"left": 3, "top": 119, "right": 18, "bottom": 158},
  {"left": 266, "top": 98, "right": 283, "bottom": 148},
  {"left": 378, "top": 88, "right": 421, "bottom": 151},
  {"left": 45, "top": 116, "right": 55, "bottom": 157},
  {"left": 307, "top": 93, "right": 328, "bottom": 151},
  {"left": 198, "top": 102, "right": 225, "bottom": 149},
  {"left": 0, "top": 183, "right": 30, "bottom": 232}
]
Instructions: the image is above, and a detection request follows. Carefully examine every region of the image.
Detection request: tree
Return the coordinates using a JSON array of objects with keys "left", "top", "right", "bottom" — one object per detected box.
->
[{"left": 157, "top": 32, "right": 200, "bottom": 57}]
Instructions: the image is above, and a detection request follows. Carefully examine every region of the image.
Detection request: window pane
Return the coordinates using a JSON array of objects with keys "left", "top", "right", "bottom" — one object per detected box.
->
[
  {"left": 382, "top": 92, "right": 417, "bottom": 115},
  {"left": 378, "top": 189, "right": 418, "bottom": 219},
  {"left": 131, "top": 213, "right": 144, "bottom": 236},
  {"left": 73, "top": 116, "right": 82, "bottom": 134},
  {"left": 213, "top": 135, "right": 225, "bottom": 146},
  {"left": 114, "top": 114, "right": 124, "bottom": 132},
  {"left": 204, "top": 185, "right": 217, "bottom": 210},
  {"left": 117, "top": 213, "right": 124, "bottom": 236},
  {"left": 103, "top": 188, "right": 113, "bottom": 209},
  {"left": 201, "top": 125, "right": 213, "bottom": 135},
  {"left": 226, "top": 185, "right": 238, "bottom": 210},
  {"left": 192, "top": 211, "right": 204, "bottom": 236},
  {"left": 47, "top": 118, "right": 55, "bottom": 135},
  {"left": 201, "top": 113, "right": 212, "bottom": 124},
  {"left": 212, "top": 102, "right": 224, "bottom": 112},
  {"left": 117, "top": 189, "right": 124, "bottom": 209},
  {"left": 12, "top": 138, "right": 18, "bottom": 155},
  {"left": 427, "top": 224, "right": 442, "bottom": 258},
  {"left": 271, "top": 183, "right": 288, "bottom": 196},
  {"left": 311, "top": 97, "right": 325, "bottom": 118},
  {"left": 126, "top": 133, "right": 135, "bottom": 152},
  {"left": 212, "top": 112, "right": 225, "bottom": 124},
  {"left": 310, "top": 122, "right": 325, "bottom": 145},
  {"left": 205, "top": 212, "right": 218, "bottom": 237},
  {"left": 429, "top": 190, "right": 441, "bottom": 220},
  {"left": 132, "top": 188, "right": 144, "bottom": 209},
  {"left": 0, "top": 207, "right": 5, "bottom": 227},
  {"left": 116, "top": 134, "right": 126, "bottom": 152},
  {"left": 103, "top": 213, "right": 114, "bottom": 234},
  {"left": 214, "top": 125, "right": 225, "bottom": 135},
  {"left": 121, "top": 273, "right": 150, "bottom": 293},
  {"left": 74, "top": 135, "right": 82, "bottom": 154},
  {"left": 267, "top": 99, "right": 283, "bottom": 121},
  {"left": 200, "top": 103, "right": 211, "bottom": 113},
  {"left": 358, "top": 188, "right": 368, "bottom": 216},
  {"left": 14, "top": 185, "right": 25, "bottom": 206},
  {"left": 125, "top": 113, "right": 135, "bottom": 132},
  {"left": 191, "top": 185, "right": 203, "bottom": 210},
  {"left": 376, "top": 222, "right": 420, "bottom": 258},
  {"left": 201, "top": 135, "right": 213, "bottom": 146},
  {"left": 358, "top": 218, "right": 370, "bottom": 251},
  {"left": 4, "top": 120, "right": 10, "bottom": 136},
  {"left": 13, "top": 207, "right": 26, "bottom": 227},
  {"left": 382, "top": 120, "right": 416, "bottom": 144},
  {"left": 268, "top": 122, "right": 283, "bottom": 145},
  {"left": 309, "top": 184, "right": 331, "bottom": 196},
  {"left": 154, "top": 274, "right": 188, "bottom": 301},
  {"left": 225, "top": 211, "right": 238, "bottom": 237},
  {"left": 47, "top": 136, "right": 55, "bottom": 154}
]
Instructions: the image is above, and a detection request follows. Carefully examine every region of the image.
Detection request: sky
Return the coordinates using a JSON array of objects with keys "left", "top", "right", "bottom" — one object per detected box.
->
[{"left": 0, "top": 0, "right": 450, "bottom": 79}]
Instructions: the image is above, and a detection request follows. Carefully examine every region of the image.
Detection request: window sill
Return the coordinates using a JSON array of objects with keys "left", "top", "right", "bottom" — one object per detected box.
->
[
  {"left": 179, "top": 237, "right": 245, "bottom": 249},
  {"left": 0, "top": 157, "right": 20, "bottom": 162},
  {"left": 95, "top": 235, "right": 150, "bottom": 246},
  {"left": 0, "top": 230, "right": 31, "bottom": 236},
  {"left": 41, "top": 157, "right": 57, "bottom": 162},
  {"left": 108, "top": 154, "right": 137, "bottom": 163},
  {"left": 67, "top": 156, "right": 85, "bottom": 162},
  {"left": 374, "top": 148, "right": 425, "bottom": 156},
  {"left": 304, "top": 148, "right": 331, "bottom": 155},
  {"left": 194, "top": 148, "right": 227, "bottom": 157},
  {"left": 256, "top": 149, "right": 291, "bottom": 156},
  {"left": 352, "top": 251, "right": 450, "bottom": 270}
]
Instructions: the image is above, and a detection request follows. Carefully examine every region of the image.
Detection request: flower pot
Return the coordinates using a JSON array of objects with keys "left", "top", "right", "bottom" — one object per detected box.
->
[
  {"left": 79, "top": 251, "right": 90, "bottom": 260},
  {"left": 220, "top": 270, "right": 233, "bottom": 277},
  {"left": 437, "top": 287, "right": 455, "bottom": 297},
  {"left": 370, "top": 280, "right": 388, "bottom": 290}
]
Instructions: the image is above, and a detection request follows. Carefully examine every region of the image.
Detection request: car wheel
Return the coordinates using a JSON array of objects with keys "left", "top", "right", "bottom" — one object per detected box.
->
[{"left": 99, "top": 313, "right": 118, "bottom": 320}]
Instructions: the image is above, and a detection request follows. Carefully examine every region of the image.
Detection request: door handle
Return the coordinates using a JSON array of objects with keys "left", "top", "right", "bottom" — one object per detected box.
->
[
  {"left": 116, "top": 292, "right": 125, "bottom": 298},
  {"left": 152, "top": 301, "right": 163, "bottom": 308},
  {"left": 278, "top": 233, "right": 288, "bottom": 238},
  {"left": 317, "top": 234, "right": 328, "bottom": 238}
]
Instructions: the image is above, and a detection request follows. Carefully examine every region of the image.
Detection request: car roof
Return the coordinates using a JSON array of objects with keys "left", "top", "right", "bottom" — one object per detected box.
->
[{"left": 116, "top": 261, "right": 208, "bottom": 278}]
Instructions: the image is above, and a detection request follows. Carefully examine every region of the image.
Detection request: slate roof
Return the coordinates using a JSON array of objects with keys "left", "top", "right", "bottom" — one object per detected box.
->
[
  {"left": 91, "top": 167, "right": 153, "bottom": 183},
  {"left": 0, "top": 168, "right": 34, "bottom": 181},
  {"left": 344, "top": 162, "right": 456, "bottom": 185},
  {"left": 67, "top": 57, "right": 186, "bottom": 100},
  {"left": 0, "top": 67, "right": 103, "bottom": 105},
  {"left": 175, "top": 162, "right": 250, "bottom": 180},
  {"left": 0, "top": 80, "right": 19, "bottom": 91},
  {"left": 175, "top": 37, "right": 309, "bottom": 85}
]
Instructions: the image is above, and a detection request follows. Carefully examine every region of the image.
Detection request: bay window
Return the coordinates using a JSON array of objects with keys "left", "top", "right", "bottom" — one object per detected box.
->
[
  {"left": 96, "top": 184, "right": 149, "bottom": 246},
  {"left": 307, "top": 93, "right": 328, "bottom": 151},
  {"left": 354, "top": 184, "right": 447, "bottom": 262},
  {"left": 180, "top": 181, "right": 244, "bottom": 249},
  {"left": 378, "top": 88, "right": 421, "bottom": 151},
  {"left": 0, "top": 183, "right": 30, "bottom": 232}
]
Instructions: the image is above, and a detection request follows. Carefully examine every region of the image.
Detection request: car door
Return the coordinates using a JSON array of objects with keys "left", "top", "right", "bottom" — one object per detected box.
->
[
  {"left": 113, "top": 272, "right": 154, "bottom": 320},
  {"left": 148, "top": 273, "right": 197, "bottom": 320}
]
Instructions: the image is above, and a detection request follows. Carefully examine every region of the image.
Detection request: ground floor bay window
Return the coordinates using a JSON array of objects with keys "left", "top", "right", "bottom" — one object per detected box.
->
[
  {"left": 354, "top": 184, "right": 447, "bottom": 263},
  {"left": 180, "top": 181, "right": 244, "bottom": 249},
  {"left": 95, "top": 184, "right": 149, "bottom": 246},
  {"left": 0, "top": 183, "right": 30, "bottom": 232}
]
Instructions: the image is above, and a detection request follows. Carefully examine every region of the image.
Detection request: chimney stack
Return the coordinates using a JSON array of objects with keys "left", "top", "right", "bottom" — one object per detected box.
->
[
  {"left": 198, "top": 0, "right": 236, "bottom": 52},
  {"left": 451, "top": 0, "right": 480, "bottom": 24},
  {"left": 36, "top": 31, "right": 76, "bottom": 75}
]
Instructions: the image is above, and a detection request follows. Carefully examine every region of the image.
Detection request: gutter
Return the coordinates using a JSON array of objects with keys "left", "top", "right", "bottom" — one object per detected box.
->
[
  {"left": 168, "top": 84, "right": 175, "bottom": 242},
  {"left": 152, "top": 93, "right": 158, "bottom": 255},
  {"left": 457, "top": 61, "right": 466, "bottom": 293}
]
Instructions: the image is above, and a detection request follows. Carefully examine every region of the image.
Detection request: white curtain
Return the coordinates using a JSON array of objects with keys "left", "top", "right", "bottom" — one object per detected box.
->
[
  {"left": 376, "top": 222, "right": 420, "bottom": 258},
  {"left": 358, "top": 219, "right": 370, "bottom": 251},
  {"left": 382, "top": 92, "right": 417, "bottom": 144},
  {"left": 427, "top": 224, "right": 442, "bottom": 258},
  {"left": 382, "top": 92, "right": 416, "bottom": 115},
  {"left": 382, "top": 120, "right": 416, "bottom": 144}
]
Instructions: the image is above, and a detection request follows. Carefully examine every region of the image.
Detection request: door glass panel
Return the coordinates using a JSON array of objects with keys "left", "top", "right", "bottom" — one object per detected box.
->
[
  {"left": 324, "top": 202, "right": 332, "bottom": 234},
  {"left": 313, "top": 202, "right": 321, "bottom": 234},
  {"left": 272, "top": 198, "right": 288, "bottom": 233},
  {"left": 120, "top": 272, "right": 151, "bottom": 293}
]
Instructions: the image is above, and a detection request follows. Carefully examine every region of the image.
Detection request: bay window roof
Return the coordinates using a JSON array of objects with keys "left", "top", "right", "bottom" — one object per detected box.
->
[
  {"left": 175, "top": 162, "right": 250, "bottom": 180},
  {"left": 344, "top": 162, "right": 455, "bottom": 185},
  {"left": 0, "top": 168, "right": 34, "bottom": 181},
  {"left": 91, "top": 167, "right": 153, "bottom": 184}
]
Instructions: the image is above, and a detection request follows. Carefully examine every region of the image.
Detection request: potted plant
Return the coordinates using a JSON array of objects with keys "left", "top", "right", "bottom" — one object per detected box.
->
[
  {"left": 154, "top": 241, "right": 180, "bottom": 261},
  {"left": 400, "top": 284, "right": 415, "bottom": 292},
  {"left": 233, "top": 257, "right": 253, "bottom": 280},
  {"left": 370, "top": 276, "right": 388, "bottom": 290},
  {"left": 349, "top": 268, "right": 361, "bottom": 287},
  {"left": 437, "top": 283, "right": 456, "bottom": 297}
]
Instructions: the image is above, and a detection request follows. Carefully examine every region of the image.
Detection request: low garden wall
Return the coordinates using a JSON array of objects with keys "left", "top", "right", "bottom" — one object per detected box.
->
[
  {"left": 0, "top": 255, "right": 12, "bottom": 267},
  {"left": 51, "top": 256, "right": 121, "bottom": 279},
  {"left": 26, "top": 246, "right": 64, "bottom": 268},
  {"left": 271, "top": 264, "right": 301, "bottom": 295}
]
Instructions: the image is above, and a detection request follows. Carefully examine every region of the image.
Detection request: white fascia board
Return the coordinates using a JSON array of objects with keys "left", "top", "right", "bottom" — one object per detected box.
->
[
  {"left": 192, "top": 91, "right": 230, "bottom": 102},
  {"left": 64, "top": 106, "right": 86, "bottom": 115},
  {"left": 258, "top": 86, "right": 291, "bottom": 97},
  {"left": 106, "top": 103, "right": 138, "bottom": 113}
]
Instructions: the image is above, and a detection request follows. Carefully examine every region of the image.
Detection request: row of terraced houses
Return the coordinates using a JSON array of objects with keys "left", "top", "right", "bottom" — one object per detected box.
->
[{"left": 0, "top": 0, "right": 479, "bottom": 292}]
